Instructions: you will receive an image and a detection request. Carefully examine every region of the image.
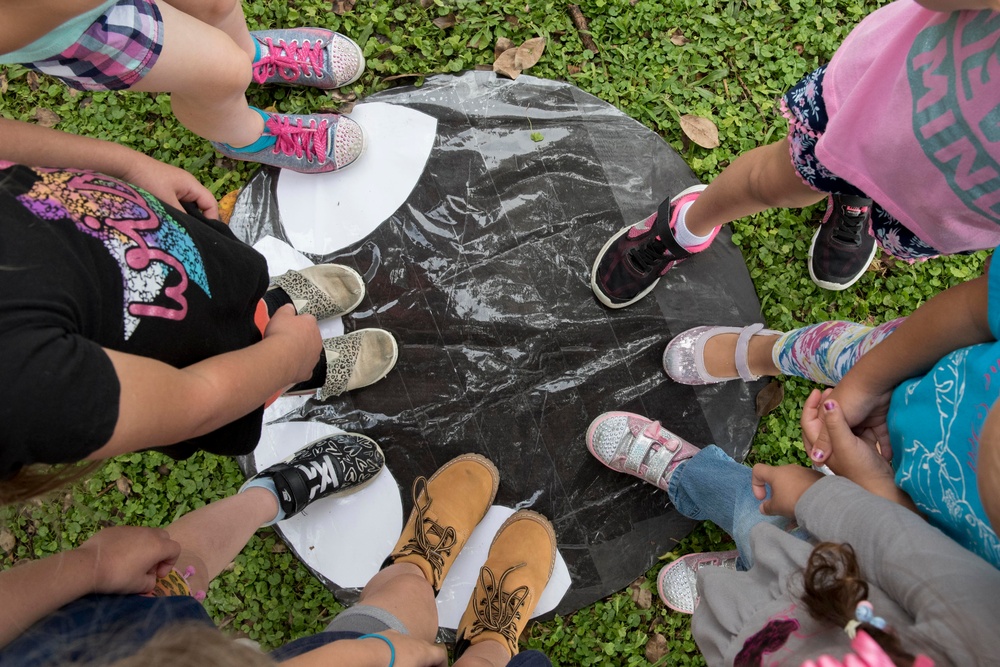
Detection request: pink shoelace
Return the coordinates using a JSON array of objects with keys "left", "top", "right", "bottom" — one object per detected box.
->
[
  {"left": 265, "top": 114, "right": 329, "bottom": 164},
  {"left": 252, "top": 38, "right": 325, "bottom": 84}
]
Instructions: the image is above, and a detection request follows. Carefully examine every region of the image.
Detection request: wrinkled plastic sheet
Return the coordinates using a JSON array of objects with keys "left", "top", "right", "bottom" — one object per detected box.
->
[{"left": 232, "top": 71, "right": 765, "bottom": 617}]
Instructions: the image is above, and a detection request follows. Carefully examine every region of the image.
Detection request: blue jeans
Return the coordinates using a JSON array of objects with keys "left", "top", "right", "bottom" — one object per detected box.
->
[{"left": 667, "top": 445, "right": 799, "bottom": 570}]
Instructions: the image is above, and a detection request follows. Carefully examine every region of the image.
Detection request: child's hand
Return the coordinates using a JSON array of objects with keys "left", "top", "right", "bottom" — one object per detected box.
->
[
  {"left": 262, "top": 304, "right": 323, "bottom": 384},
  {"left": 122, "top": 155, "right": 220, "bottom": 220},
  {"left": 751, "top": 463, "right": 824, "bottom": 518},
  {"left": 801, "top": 387, "right": 892, "bottom": 467},
  {"left": 77, "top": 526, "right": 181, "bottom": 595}
]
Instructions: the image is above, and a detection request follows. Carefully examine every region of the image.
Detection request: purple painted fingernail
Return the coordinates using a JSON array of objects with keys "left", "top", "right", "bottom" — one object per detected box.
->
[
  {"left": 824, "top": 401, "right": 835, "bottom": 412},
  {"left": 812, "top": 449, "right": 826, "bottom": 461}
]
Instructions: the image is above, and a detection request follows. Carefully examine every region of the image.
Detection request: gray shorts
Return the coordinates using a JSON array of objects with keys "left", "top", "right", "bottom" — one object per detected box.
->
[{"left": 325, "top": 604, "right": 410, "bottom": 635}]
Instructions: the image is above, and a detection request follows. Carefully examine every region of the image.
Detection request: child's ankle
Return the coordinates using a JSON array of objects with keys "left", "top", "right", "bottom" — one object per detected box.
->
[{"left": 673, "top": 202, "right": 719, "bottom": 251}]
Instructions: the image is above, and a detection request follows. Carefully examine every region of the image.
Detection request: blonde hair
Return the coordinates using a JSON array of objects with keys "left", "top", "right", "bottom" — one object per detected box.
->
[
  {"left": 0, "top": 462, "right": 100, "bottom": 507},
  {"left": 103, "top": 624, "right": 276, "bottom": 667}
]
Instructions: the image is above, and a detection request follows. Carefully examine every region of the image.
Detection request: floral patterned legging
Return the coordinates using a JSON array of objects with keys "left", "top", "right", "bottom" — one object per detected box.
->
[{"left": 772, "top": 318, "right": 904, "bottom": 385}]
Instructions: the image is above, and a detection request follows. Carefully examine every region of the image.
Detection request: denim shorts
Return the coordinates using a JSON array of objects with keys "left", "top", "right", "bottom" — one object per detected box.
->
[
  {"left": 781, "top": 65, "right": 941, "bottom": 261},
  {"left": 25, "top": 0, "right": 163, "bottom": 91}
]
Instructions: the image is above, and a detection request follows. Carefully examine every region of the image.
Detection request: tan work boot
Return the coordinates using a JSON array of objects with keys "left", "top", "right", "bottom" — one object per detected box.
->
[
  {"left": 387, "top": 454, "right": 499, "bottom": 591},
  {"left": 454, "top": 510, "right": 557, "bottom": 659}
]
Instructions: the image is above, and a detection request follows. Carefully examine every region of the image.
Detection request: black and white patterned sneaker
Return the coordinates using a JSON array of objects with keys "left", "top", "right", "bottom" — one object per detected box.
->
[
  {"left": 808, "top": 194, "right": 877, "bottom": 291},
  {"left": 249, "top": 433, "right": 384, "bottom": 519}
]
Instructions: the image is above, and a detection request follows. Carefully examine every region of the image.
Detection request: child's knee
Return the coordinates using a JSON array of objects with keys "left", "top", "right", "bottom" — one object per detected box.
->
[{"left": 179, "top": 0, "right": 241, "bottom": 27}]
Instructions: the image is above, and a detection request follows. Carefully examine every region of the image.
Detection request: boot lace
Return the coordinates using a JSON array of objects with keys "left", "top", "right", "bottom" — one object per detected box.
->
[
  {"left": 264, "top": 114, "right": 329, "bottom": 165},
  {"left": 394, "top": 477, "right": 457, "bottom": 588},
  {"left": 466, "top": 563, "right": 530, "bottom": 654},
  {"left": 253, "top": 38, "right": 325, "bottom": 84}
]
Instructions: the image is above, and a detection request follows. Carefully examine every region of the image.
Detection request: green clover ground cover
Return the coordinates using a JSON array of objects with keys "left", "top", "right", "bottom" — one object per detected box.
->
[{"left": 0, "top": 0, "right": 986, "bottom": 664}]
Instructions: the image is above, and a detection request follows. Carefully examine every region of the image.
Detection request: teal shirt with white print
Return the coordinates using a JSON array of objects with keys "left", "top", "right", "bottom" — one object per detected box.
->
[{"left": 888, "top": 250, "right": 1000, "bottom": 568}]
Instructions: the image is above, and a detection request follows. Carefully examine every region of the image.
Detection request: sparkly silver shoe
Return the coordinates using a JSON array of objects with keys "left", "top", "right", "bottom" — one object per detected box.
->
[
  {"left": 657, "top": 550, "right": 738, "bottom": 614},
  {"left": 586, "top": 412, "right": 700, "bottom": 492},
  {"left": 663, "top": 323, "right": 782, "bottom": 385}
]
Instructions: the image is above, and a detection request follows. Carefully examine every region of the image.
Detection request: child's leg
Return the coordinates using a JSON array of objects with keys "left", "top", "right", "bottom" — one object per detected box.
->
[
  {"left": 667, "top": 445, "right": 791, "bottom": 570},
  {"left": 130, "top": 1, "right": 262, "bottom": 148},
  {"left": 771, "top": 318, "right": 904, "bottom": 385},
  {"left": 163, "top": 486, "right": 278, "bottom": 592},
  {"left": 160, "top": 0, "right": 254, "bottom": 58},
  {"left": 682, "top": 138, "right": 826, "bottom": 237},
  {"left": 337, "top": 562, "right": 439, "bottom": 643}
]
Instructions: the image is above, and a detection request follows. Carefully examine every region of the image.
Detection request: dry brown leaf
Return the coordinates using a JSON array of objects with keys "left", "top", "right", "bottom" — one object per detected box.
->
[
  {"left": 382, "top": 72, "right": 424, "bottom": 82},
  {"left": 26, "top": 71, "right": 39, "bottom": 91},
  {"left": 505, "top": 15, "right": 520, "bottom": 26},
  {"left": 330, "top": 0, "right": 356, "bottom": 15},
  {"left": 495, "top": 37, "right": 514, "bottom": 60},
  {"left": 567, "top": 64, "right": 581, "bottom": 75},
  {"left": 419, "top": 0, "right": 433, "bottom": 6},
  {"left": 271, "top": 543, "right": 287, "bottom": 554},
  {"left": 493, "top": 49, "right": 521, "bottom": 80},
  {"left": 679, "top": 114, "right": 720, "bottom": 149},
  {"left": 645, "top": 633, "right": 668, "bottom": 663},
  {"left": 218, "top": 188, "right": 240, "bottom": 224},
  {"left": 670, "top": 29, "right": 688, "bottom": 46},
  {"left": 0, "top": 528, "right": 15, "bottom": 553},
  {"left": 755, "top": 380, "right": 785, "bottom": 417},
  {"left": 474, "top": 64, "right": 494, "bottom": 72},
  {"left": 432, "top": 13, "right": 456, "bottom": 29},
  {"left": 0, "top": 73, "right": 7, "bottom": 96},
  {"left": 31, "top": 107, "right": 61, "bottom": 128},
  {"left": 115, "top": 475, "right": 132, "bottom": 497},
  {"left": 514, "top": 37, "right": 546, "bottom": 70},
  {"left": 633, "top": 587, "right": 652, "bottom": 609}
]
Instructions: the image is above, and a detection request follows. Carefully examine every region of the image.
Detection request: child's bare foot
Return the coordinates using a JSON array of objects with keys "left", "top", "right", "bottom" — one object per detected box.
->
[{"left": 703, "top": 333, "right": 781, "bottom": 379}]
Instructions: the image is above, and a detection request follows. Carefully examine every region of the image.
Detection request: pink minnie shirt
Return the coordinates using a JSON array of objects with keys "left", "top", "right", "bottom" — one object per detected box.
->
[{"left": 816, "top": 0, "right": 1000, "bottom": 255}]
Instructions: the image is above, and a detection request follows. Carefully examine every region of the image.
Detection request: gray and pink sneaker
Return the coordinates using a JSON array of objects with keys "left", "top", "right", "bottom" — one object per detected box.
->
[
  {"left": 591, "top": 184, "right": 712, "bottom": 309},
  {"left": 586, "top": 411, "right": 700, "bottom": 492},
  {"left": 213, "top": 107, "right": 366, "bottom": 173},
  {"left": 657, "top": 550, "right": 738, "bottom": 614},
  {"left": 251, "top": 28, "right": 365, "bottom": 89}
]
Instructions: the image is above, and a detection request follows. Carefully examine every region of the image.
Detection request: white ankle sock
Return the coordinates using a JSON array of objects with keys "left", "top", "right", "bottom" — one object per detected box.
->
[
  {"left": 240, "top": 476, "right": 285, "bottom": 525},
  {"left": 672, "top": 202, "right": 714, "bottom": 248}
]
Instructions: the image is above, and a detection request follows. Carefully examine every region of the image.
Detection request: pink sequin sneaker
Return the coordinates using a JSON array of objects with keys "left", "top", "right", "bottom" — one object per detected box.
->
[
  {"left": 251, "top": 28, "right": 365, "bottom": 89},
  {"left": 657, "top": 550, "right": 738, "bottom": 614},
  {"left": 586, "top": 411, "right": 700, "bottom": 491},
  {"left": 213, "top": 107, "right": 366, "bottom": 174},
  {"left": 591, "top": 184, "right": 713, "bottom": 309}
]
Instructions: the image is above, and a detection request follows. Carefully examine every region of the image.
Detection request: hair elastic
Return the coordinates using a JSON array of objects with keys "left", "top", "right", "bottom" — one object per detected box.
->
[
  {"left": 359, "top": 633, "right": 395, "bottom": 667},
  {"left": 845, "top": 601, "right": 887, "bottom": 639}
]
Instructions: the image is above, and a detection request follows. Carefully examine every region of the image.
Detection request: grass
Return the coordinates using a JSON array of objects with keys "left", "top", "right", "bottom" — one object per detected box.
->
[{"left": 0, "top": 0, "right": 987, "bottom": 664}]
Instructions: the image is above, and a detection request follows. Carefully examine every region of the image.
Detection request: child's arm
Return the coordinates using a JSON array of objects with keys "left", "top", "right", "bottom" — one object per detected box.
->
[
  {"left": 814, "top": 274, "right": 991, "bottom": 467},
  {"left": 755, "top": 465, "right": 1000, "bottom": 661},
  {"left": 0, "top": 118, "right": 219, "bottom": 218},
  {"left": 89, "top": 305, "right": 320, "bottom": 459},
  {"left": 793, "top": 476, "right": 1000, "bottom": 662},
  {"left": 0, "top": 526, "right": 179, "bottom": 648}
]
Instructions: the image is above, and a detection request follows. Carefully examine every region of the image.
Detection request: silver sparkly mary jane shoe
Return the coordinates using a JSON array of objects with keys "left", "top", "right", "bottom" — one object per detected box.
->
[{"left": 663, "top": 323, "right": 782, "bottom": 385}]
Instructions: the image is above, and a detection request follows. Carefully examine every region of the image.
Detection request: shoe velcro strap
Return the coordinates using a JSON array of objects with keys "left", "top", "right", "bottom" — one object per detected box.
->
[
  {"left": 735, "top": 323, "right": 765, "bottom": 382},
  {"left": 655, "top": 198, "right": 694, "bottom": 261},
  {"left": 270, "top": 464, "right": 311, "bottom": 516}
]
